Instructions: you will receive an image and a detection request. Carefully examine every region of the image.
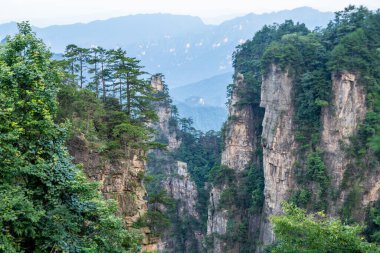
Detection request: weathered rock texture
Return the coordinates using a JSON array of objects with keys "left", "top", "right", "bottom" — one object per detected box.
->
[
  {"left": 149, "top": 74, "right": 203, "bottom": 253},
  {"left": 67, "top": 135, "right": 157, "bottom": 252},
  {"left": 157, "top": 160, "right": 204, "bottom": 253},
  {"left": 210, "top": 64, "right": 379, "bottom": 252},
  {"left": 207, "top": 73, "right": 256, "bottom": 253},
  {"left": 165, "top": 161, "right": 199, "bottom": 218},
  {"left": 259, "top": 64, "right": 297, "bottom": 246},
  {"left": 321, "top": 72, "right": 380, "bottom": 214},
  {"left": 151, "top": 75, "right": 181, "bottom": 151},
  {"left": 322, "top": 73, "right": 366, "bottom": 188},
  {"left": 221, "top": 73, "right": 255, "bottom": 171}
]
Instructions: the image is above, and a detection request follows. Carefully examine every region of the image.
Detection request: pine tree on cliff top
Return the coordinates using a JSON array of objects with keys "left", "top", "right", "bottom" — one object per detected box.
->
[{"left": 0, "top": 22, "right": 141, "bottom": 253}]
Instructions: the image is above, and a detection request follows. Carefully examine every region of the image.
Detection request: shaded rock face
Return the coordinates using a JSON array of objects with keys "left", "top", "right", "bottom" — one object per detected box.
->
[
  {"left": 207, "top": 73, "right": 256, "bottom": 253},
  {"left": 259, "top": 64, "right": 297, "bottom": 246},
  {"left": 206, "top": 186, "right": 228, "bottom": 253},
  {"left": 149, "top": 74, "right": 203, "bottom": 253},
  {"left": 165, "top": 161, "right": 199, "bottom": 218},
  {"left": 321, "top": 72, "right": 380, "bottom": 214},
  {"left": 66, "top": 135, "right": 157, "bottom": 251},
  {"left": 321, "top": 72, "right": 366, "bottom": 213},
  {"left": 157, "top": 161, "right": 204, "bottom": 253},
  {"left": 151, "top": 76, "right": 181, "bottom": 151},
  {"left": 322, "top": 73, "right": 366, "bottom": 188},
  {"left": 221, "top": 73, "right": 255, "bottom": 171}
]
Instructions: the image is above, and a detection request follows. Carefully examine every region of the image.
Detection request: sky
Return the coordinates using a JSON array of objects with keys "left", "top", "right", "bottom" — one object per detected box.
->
[{"left": 0, "top": 0, "right": 379, "bottom": 26}]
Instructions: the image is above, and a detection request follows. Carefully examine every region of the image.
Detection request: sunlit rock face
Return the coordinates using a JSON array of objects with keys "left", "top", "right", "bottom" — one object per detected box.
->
[
  {"left": 149, "top": 74, "right": 204, "bottom": 253},
  {"left": 67, "top": 134, "right": 157, "bottom": 251},
  {"left": 207, "top": 73, "right": 256, "bottom": 253},
  {"left": 321, "top": 72, "right": 380, "bottom": 217},
  {"left": 259, "top": 64, "right": 298, "bottom": 247}
]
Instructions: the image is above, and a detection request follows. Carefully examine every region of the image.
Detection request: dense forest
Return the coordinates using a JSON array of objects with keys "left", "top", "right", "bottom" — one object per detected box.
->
[{"left": 1, "top": 5, "right": 380, "bottom": 253}]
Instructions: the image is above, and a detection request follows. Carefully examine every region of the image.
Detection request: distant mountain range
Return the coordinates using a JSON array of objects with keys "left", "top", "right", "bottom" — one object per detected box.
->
[{"left": 0, "top": 7, "right": 334, "bottom": 131}]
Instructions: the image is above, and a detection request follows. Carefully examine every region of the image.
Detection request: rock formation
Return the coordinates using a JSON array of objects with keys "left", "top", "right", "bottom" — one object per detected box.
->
[
  {"left": 207, "top": 73, "right": 257, "bottom": 252},
  {"left": 259, "top": 64, "right": 298, "bottom": 246},
  {"left": 321, "top": 72, "right": 380, "bottom": 216},
  {"left": 67, "top": 134, "right": 158, "bottom": 252},
  {"left": 148, "top": 74, "right": 204, "bottom": 253}
]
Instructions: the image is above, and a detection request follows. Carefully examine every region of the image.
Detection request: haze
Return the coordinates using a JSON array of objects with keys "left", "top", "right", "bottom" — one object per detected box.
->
[{"left": 1, "top": 0, "right": 379, "bottom": 26}]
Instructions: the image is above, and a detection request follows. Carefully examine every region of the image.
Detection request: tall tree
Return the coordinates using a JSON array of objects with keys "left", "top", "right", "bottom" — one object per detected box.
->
[
  {"left": 87, "top": 46, "right": 101, "bottom": 97},
  {"left": 63, "top": 44, "right": 89, "bottom": 88},
  {"left": 0, "top": 22, "right": 141, "bottom": 253},
  {"left": 270, "top": 203, "right": 379, "bottom": 253}
]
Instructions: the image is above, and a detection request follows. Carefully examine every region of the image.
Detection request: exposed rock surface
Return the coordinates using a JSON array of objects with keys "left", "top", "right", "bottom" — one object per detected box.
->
[
  {"left": 151, "top": 75, "right": 181, "bottom": 151},
  {"left": 221, "top": 73, "right": 255, "bottom": 171},
  {"left": 157, "top": 161, "right": 204, "bottom": 253},
  {"left": 321, "top": 72, "right": 366, "bottom": 213},
  {"left": 207, "top": 73, "right": 256, "bottom": 253},
  {"left": 206, "top": 186, "right": 228, "bottom": 253},
  {"left": 67, "top": 134, "right": 157, "bottom": 252},
  {"left": 321, "top": 72, "right": 380, "bottom": 214},
  {"left": 149, "top": 74, "right": 203, "bottom": 252},
  {"left": 165, "top": 161, "right": 199, "bottom": 218},
  {"left": 259, "top": 64, "right": 297, "bottom": 246}
]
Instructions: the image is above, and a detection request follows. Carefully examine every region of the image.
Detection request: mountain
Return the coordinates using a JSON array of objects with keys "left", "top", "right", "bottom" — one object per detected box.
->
[
  {"left": 0, "top": 7, "right": 334, "bottom": 131},
  {"left": 0, "top": 7, "right": 333, "bottom": 88},
  {"left": 175, "top": 102, "right": 227, "bottom": 132},
  {"left": 170, "top": 72, "right": 233, "bottom": 107}
]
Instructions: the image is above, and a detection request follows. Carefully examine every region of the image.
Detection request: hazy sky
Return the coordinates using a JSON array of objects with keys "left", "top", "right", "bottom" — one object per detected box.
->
[{"left": 1, "top": 0, "right": 379, "bottom": 26}]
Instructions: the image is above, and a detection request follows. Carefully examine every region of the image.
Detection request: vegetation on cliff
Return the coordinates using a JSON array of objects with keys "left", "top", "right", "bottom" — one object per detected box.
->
[
  {"left": 271, "top": 203, "right": 380, "bottom": 252},
  {"left": 0, "top": 22, "right": 143, "bottom": 252},
  {"left": 229, "top": 5, "right": 380, "bottom": 251}
]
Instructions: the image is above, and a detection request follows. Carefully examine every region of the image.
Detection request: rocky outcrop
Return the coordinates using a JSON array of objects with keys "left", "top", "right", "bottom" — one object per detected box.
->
[
  {"left": 207, "top": 186, "right": 228, "bottom": 253},
  {"left": 259, "top": 64, "right": 297, "bottom": 246},
  {"left": 321, "top": 72, "right": 380, "bottom": 214},
  {"left": 321, "top": 73, "right": 366, "bottom": 187},
  {"left": 151, "top": 75, "right": 181, "bottom": 151},
  {"left": 221, "top": 73, "right": 255, "bottom": 171},
  {"left": 207, "top": 73, "right": 256, "bottom": 253},
  {"left": 149, "top": 74, "right": 203, "bottom": 253},
  {"left": 157, "top": 161, "right": 204, "bottom": 253},
  {"left": 321, "top": 72, "right": 366, "bottom": 212},
  {"left": 67, "top": 134, "right": 157, "bottom": 251},
  {"left": 165, "top": 161, "right": 199, "bottom": 218}
]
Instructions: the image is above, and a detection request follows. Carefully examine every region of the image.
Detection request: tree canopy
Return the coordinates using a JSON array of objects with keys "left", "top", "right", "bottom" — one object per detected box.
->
[{"left": 0, "top": 22, "right": 142, "bottom": 253}]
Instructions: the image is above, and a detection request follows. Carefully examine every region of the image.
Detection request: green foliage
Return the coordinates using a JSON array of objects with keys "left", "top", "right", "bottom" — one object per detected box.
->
[
  {"left": 0, "top": 22, "right": 141, "bottom": 252},
  {"left": 365, "top": 200, "right": 380, "bottom": 244},
  {"left": 209, "top": 165, "right": 236, "bottom": 186},
  {"left": 270, "top": 203, "right": 380, "bottom": 253},
  {"left": 289, "top": 189, "right": 311, "bottom": 208},
  {"left": 341, "top": 184, "right": 363, "bottom": 223},
  {"left": 328, "top": 28, "right": 372, "bottom": 72},
  {"left": 233, "top": 20, "right": 309, "bottom": 109},
  {"left": 305, "top": 151, "right": 329, "bottom": 185}
]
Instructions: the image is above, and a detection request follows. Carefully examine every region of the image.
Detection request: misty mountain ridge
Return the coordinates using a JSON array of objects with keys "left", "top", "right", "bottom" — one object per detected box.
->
[
  {"left": 0, "top": 7, "right": 334, "bottom": 131},
  {"left": 0, "top": 7, "right": 333, "bottom": 87}
]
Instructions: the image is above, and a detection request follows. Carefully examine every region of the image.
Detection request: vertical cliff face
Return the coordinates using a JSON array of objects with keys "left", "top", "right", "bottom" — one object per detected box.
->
[
  {"left": 322, "top": 73, "right": 366, "bottom": 187},
  {"left": 67, "top": 135, "right": 157, "bottom": 251},
  {"left": 321, "top": 72, "right": 366, "bottom": 213},
  {"left": 259, "top": 64, "right": 297, "bottom": 246},
  {"left": 321, "top": 72, "right": 380, "bottom": 214},
  {"left": 151, "top": 76, "right": 181, "bottom": 151},
  {"left": 207, "top": 73, "right": 257, "bottom": 252},
  {"left": 164, "top": 161, "right": 199, "bottom": 218},
  {"left": 157, "top": 161, "right": 203, "bottom": 253},
  {"left": 221, "top": 73, "right": 255, "bottom": 171},
  {"left": 148, "top": 75, "right": 204, "bottom": 253}
]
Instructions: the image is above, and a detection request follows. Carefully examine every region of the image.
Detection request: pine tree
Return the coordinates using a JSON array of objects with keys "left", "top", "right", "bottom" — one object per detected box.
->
[{"left": 0, "top": 22, "right": 141, "bottom": 253}]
